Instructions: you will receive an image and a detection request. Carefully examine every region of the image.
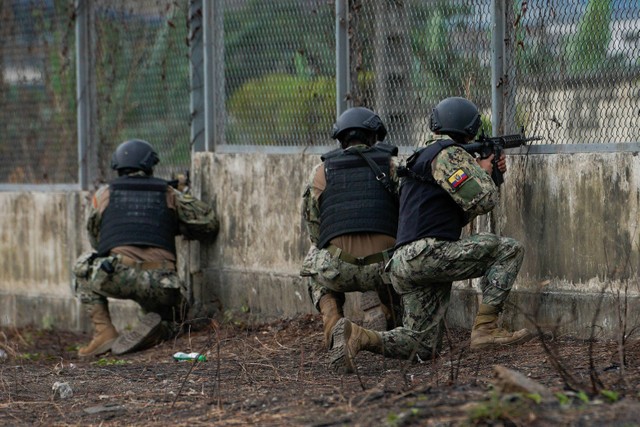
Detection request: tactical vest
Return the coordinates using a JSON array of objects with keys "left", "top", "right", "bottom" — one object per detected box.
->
[
  {"left": 395, "top": 140, "right": 466, "bottom": 247},
  {"left": 97, "top": 176, "right": 178, "bottom": 256},
  {"left": 317, "top": 143, "right": 399, "bottom": 249}
]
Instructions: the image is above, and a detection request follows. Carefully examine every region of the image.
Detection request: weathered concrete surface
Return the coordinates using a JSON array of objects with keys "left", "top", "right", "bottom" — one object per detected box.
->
[
  {"left": 192, "top": 150, "right": 640, "bottom": 339},
  {"left": 493, "top": 152, "right": 640, "bottom": 338},
  {"left": 0, "top": 192, "right": 87, "bottom": 330},
  {"left": 0, "top": 192, "right": 84, "bottom": 297},
  {"left": 193, "top": 152, "right": 317, "bottom": 321},
  {"left": 0, "top": 191, "right": 154, "bottom": 333},
  {"left": 1, "top": 150, "right": 640, "bottom": 340},
  {"left": 501, "top": 153, "right": 640, "bottom": 290}
]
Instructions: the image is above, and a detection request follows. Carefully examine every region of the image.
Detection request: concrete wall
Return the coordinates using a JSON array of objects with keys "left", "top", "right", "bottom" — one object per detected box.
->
[
  {"left": 192, "top": 150, "right": 640, "bottom": 339},
  {"left": 1, "top": 150, "right": 640, "bottom": 339},
  {"left": 0, "top": 191, "right": 141, "bottom": 332},
  {"left": 498, "top": 152, "right": 640, "bottom": 338},
  {"left": 0, "top": 192, "right": 84, "bottom": 329}
]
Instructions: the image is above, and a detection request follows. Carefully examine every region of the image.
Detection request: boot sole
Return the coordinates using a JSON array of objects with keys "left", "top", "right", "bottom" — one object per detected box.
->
[
  {"left": 470, "top": 331, "right": 535, "bottom": 350},
  {"left": 111, "top": 313, "right": 162, "bottom": 356},
  {"left": 360, "top": 291, "right": 382, "bottom": 311},
  {"left": 361, "top": 291, "right": 387, "bottom": 331},
  {"left": 328, "top": 318, "right": 355, "bottom": 374}
]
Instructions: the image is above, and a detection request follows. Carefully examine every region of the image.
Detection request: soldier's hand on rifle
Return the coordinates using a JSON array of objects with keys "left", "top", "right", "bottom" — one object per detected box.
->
[
  {"left": 496, "top": 152, "right": 507, "bottom": 174},
  {"left": 477, "top": 154, "right": 494, "bottom": 176},
  {"left": 175, "top": 173, "right": 189, "bottom": 193},
  {"left": 168, "top": 170, "right": 190, "bottom": 193}
]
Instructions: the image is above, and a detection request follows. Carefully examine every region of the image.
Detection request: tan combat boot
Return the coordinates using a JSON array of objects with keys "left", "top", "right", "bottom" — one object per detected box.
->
[
  {"left": 319, "top": 294, "right": 344, "bottom": 349},
  {"left": 329, "top": 318, "right": 383, "bottom": 373},
  {"left": 470, "top": 304, "right": 533, "bottom": 350},
  {"left": 78, "top": 304, "right": 119, "bottom": 357}
]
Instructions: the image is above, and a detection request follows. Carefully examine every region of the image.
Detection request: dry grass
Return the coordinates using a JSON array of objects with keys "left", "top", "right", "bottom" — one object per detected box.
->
[{"left": 1, "top": 314, "right": 639, "bottom": 426}]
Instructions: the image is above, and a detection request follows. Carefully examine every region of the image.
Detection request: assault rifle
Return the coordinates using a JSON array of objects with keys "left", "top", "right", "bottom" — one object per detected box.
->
[{"left": 463, "top": 130, "right": 541, "bottom": 186}]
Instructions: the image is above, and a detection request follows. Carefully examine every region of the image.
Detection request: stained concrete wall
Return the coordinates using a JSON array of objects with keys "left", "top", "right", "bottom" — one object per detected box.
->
[
  {"left": 1, "top": 150, "right": 639, "bottom": 339},
  {"left": 497, "top": 152, "right": 640, "bottom": 338},
  {"left": 191, "top": 150, "right": 640, "bottom": 339},
  {"left": 0, "top": 192, "right": 85, "bottom": 330},
  {"left": 0, "top": 191, "right": 142, "bottom": 332}
]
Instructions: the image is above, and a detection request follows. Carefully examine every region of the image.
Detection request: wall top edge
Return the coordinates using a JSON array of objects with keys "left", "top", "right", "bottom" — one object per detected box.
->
[{"left": 209, "top": 142, "right": 640, "bottom": 156}]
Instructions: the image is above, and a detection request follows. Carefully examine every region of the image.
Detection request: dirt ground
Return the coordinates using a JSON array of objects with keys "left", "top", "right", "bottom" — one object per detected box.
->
[{"left": 1, "top": 313, "right": 640, "bottom": 427}]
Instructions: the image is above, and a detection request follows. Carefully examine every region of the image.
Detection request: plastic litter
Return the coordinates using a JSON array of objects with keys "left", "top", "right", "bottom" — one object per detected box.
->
[{"left": 173, "top": 351, "right": 206, "bottom": 362}]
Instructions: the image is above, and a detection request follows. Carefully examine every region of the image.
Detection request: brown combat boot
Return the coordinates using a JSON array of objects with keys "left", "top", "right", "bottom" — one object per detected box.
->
[
  {"left": 470, "top": 304, "right": 533, "bottom": 350},
  {"left": 329, "top": 318, "right": 383, "bottom": 374},
  {"left": 319, "top": 294, "right": 344, "bottom": 349},
  {"left": 78, "top": 304, "right": 119, "bottom": 357}
]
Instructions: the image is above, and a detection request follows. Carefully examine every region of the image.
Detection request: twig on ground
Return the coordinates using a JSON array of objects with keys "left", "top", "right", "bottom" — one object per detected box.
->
[{"left": 171, "top": 322, "right": 218, "bottom": 409}]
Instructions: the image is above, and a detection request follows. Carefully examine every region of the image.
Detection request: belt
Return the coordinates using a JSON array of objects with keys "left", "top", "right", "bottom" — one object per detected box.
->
[
  {"left": 119, "top": 255, "right": 176, "bottom": 271},
  {"left": 326, "top": 244, "right": 391, "bottom": 266}
]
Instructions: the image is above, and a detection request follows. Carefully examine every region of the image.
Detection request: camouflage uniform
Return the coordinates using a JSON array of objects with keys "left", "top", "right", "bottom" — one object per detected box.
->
[
  {"left": 381, "top": 138, "right": 524, "bottom": 360},
  {"left": 73, "top": 175, "right": 219, "bottom": 322},
  {"left": 300, "top": 146, "right": 400, "bottom": 314}
]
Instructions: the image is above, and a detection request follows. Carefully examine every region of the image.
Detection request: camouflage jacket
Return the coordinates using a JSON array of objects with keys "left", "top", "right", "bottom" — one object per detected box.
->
[{"left": 429, "top": 136, "right": 498, "bottom": 222}]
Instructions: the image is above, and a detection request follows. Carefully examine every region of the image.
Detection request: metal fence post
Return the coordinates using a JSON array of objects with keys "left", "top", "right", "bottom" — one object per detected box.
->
[
  {"left": 203, "top": 0, "right": 224, "bottom": 151},
  {"left": 491, "top": 0, "right": 505, "bottom": 135},
  {"left": 504, "top": 1, "right": 517, "bottom": 133},
  {"left": 335, "top": 0, "right": 349, "bottom": 118},
  {"left": 76, "top": 0, "right": 98, "bottom": 189},
  {"left": 190, "top": 0, "right": 205, "bottom": 152}
]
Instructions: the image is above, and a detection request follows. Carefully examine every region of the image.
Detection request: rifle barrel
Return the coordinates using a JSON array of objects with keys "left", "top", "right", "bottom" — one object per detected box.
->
[{"left": 500, "top": 134, "right": 542, "bottom": 148}]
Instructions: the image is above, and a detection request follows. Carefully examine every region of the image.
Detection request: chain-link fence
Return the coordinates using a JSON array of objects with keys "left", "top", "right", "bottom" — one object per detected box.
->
[
  {"left": 93, "top": 0, "right": 191, "bottom": 183},
  {"left": 0, "top": 0, "right": 191, "bottom": 185},
  {"left": 516, "top": 0, "right": 639, "bottom": 145},
  {"left": 1, "top": 0, "right": 639, "bottom": 185},
  {"left": 340, "top": 1, "right": 493, "bottom": 148},
  {"left": 221, "top": 0, "right": 639, "bottom": 150},
  {"left": 0, "top": 0, "right": 77, "bottom": 184},
  {"left": 223, "top": 0, "right": 336, "bottom": 147}
]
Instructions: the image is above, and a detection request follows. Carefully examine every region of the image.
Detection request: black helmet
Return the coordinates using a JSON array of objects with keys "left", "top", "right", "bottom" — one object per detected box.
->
[
  {"left": 331, "top": 107, "right": 387, "bottom": 144},
  {"left": 429, "top": 97, "right": 481, "bottom": 138},
  {"left": 110, "top": 139, "right": 159, "bottom": 175}
]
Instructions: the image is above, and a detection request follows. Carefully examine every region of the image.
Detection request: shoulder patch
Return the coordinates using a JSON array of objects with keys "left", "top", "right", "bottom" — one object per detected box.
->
[{"left": 447, "top": 168, "right": 469, "bottom": 190}]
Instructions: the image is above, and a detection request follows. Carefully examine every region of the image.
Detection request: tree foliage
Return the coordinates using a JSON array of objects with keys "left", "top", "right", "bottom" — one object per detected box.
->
[
  {"left": 410, "top": 1, "right": 489, "bottom": 109},
  {"left": 566, "top": 0, "right": 612, "bottom": 75},
  {"left": 94, "top": 4, "right": 192, "bottom": 175},
  {"left": 226, "top": 72, "right": 334, "bottom": 146},
  {"left": 223, "top": 0, "right": 334, "bottom": 97}
]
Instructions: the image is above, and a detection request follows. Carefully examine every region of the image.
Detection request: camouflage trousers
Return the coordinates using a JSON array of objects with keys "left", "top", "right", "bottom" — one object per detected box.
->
[
  {"left": 380, "top": 232, "right": 524, "bottom": 360},
  {"left": 72, "top": 252, "right": 186, "bottom": 322},
  {"left": 300, "top": 246, "right": 393, "bottom": 311}
]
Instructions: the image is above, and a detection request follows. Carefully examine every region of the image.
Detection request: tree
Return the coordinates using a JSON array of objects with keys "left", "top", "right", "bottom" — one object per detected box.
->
[
  {"left": 410, "top": 1, "right": 489, "bottom": 110},
  {"left": 566, "top": 0, "right": 612, "bottom": 75},
  {"left": 223, "top": 0, "right": 334, "bottom": 97}
]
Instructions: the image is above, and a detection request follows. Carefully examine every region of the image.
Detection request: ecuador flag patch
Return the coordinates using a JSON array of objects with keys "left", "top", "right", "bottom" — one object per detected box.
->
[{"left": 447, "top": 169, "right": 469, "bottom": 190}]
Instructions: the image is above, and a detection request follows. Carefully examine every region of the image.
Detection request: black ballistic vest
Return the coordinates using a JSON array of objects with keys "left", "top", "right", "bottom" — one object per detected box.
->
[
  {"left": 395, "top": 140, "right": 466, "bottom": 248},
  {"left": 97, "top": 176, "right": 178, "bottom": 256},
  {"left": 317, "top": 143, "right": 399, "bottom": 249}
]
